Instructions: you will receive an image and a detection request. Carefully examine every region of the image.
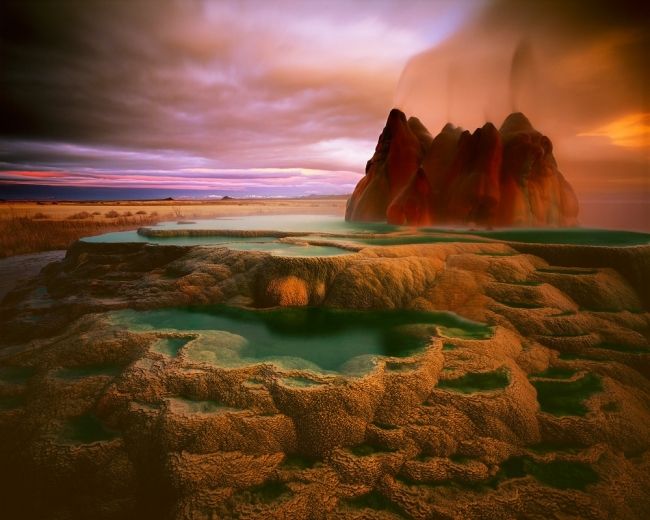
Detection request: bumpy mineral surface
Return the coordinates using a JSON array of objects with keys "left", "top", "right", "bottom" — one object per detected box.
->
[{"left": 0, "top": 229, "right": 649, "bottom": 519}]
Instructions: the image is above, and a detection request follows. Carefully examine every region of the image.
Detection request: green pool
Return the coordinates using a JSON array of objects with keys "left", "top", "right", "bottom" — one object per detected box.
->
[{"left": 111, "top": 305, "right": 492, "bottom": 375}]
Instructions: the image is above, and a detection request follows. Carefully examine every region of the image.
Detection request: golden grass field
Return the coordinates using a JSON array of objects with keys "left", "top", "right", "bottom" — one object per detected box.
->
[{"left": 0, "top": 197, "right": 347, "bottom": 258}]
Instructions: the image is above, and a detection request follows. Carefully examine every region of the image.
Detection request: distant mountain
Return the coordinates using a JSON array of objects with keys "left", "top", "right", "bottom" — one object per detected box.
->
[
  {"left": 346, "top": 109, "right": 579, "bottom": 227},
  {"left": 0, "top": 185, "right": 348, "bottom": 202}
]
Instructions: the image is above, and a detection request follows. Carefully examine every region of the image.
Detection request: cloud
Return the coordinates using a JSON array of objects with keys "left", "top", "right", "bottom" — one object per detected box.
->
[
  {"left": 392, "top": 0, "right": 649, "bottom": 203},
  {"left": 1, "top": 0, "right": 646, "bottom": 207},
  {"left": 0, "top": 0, "right": 474, "bottom": 195},
  {"left": 579, "top": 113, "right": 650, "bottom": 149}
]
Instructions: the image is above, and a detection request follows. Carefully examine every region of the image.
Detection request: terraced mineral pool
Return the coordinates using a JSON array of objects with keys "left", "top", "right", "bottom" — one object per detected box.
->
[
  {"left": 346, "top": 490, "right": 403, "bottom": 515},
  {"left": 236, "top": 481, "right": 292, "bottom": 504},
  {"left": 401, "top": 454, "right": 598, "bottom": 491},
  {"left": 593, "top": 342, "right": 650, "bottom": 354},
  {"left": 82, "top": 215, "right": 650, "bottom": 258},
  {"left": 351, "top": 234, "right": 486, "bottom": 246},
  {"left": 82, "top": 214, "right": 400, "bottom": 252},
  {"left": 148, "top": 215, "right": 398, "bottom": 234},
  {"left": 54, "top": 365, "right": 123, "bottom": 379},
  {"left": 280, "top": 455, "right": 321, "bottom": 469},
  {"left": 432, "top": 227, "right": 650, "bottom": 246},
  {"left": 436, "top": 369, "right": 510, "bottom": 393},
  {"left": 61, "top": 414, "right": 117, "bottom": 444},
  {"left": 349, "top": 443, "right": 396, "bottom": 456},
  {"left": 497, "top": 456, "right": 599, "bottom": 490},
  {"left": 0, "top": 366, "right": 35, "bottom": 384},
  {"left": 83, "top": 231, "right": 351, "bottom": 257},
  {"left": 0, "top": 395, "right": 24, "bottom": 411},
  {"left": 152, "top": 337, "right": 193, "bottom": 357},
  {"left": 111, "top": 306, "right": 492, "bottom": 375},
  {"left": 537, "top": 267, "right": 599, "bottom": 275},
  {"left": 531, "top": 372, "right": 603, "bottom": 416},
  {"left": 528, "top": 442, "right": 586, "bottom": 454}
]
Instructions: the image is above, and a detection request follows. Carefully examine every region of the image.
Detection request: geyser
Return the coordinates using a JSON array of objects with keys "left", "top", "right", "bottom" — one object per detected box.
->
[{"left": 346, "top": 109, "right": 579, "bottom": 227}]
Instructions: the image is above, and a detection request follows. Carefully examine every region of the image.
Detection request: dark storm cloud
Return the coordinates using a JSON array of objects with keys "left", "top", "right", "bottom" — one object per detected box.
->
[
  {"left": 0, "top": 0, "right": 472, "bottom": 186},
  {"left": 1, "top": 0, "right": 646, "bottom": 202}
]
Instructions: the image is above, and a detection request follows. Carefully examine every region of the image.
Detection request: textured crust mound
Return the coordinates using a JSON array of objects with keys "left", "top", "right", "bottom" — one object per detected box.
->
[
  {"left": 0, "top": 239, "right": 648, "bottom": 519},
  {"left": 346, "top": 109, "right": 579, "bottom": 227}
]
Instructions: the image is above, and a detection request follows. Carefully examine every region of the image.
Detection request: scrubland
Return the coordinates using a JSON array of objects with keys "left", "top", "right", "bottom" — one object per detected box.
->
[{"left": 0, "top": 198, "right": 346, "bottom": 257}]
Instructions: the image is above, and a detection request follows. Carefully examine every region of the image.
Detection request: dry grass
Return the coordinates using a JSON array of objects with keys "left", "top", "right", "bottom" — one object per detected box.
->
[
  {"left": 67, "top": 211, "right": 92, "bottom": 220},
  {"left": 0, "top": 215, "right": 159, "bottom": 258},
  {"left": 0, "top": 198, "right": 347, "bottom": 258}
]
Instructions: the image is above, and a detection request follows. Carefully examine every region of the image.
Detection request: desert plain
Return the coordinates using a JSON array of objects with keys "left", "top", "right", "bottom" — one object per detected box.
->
[{"left": 0, "top": 197, "right": 348, "bottom": 258}]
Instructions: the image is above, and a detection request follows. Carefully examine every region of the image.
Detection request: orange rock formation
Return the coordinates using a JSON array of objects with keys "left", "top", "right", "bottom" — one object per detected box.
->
[{"left": 346, "top": 109, "right": 579, "bottom": 227}]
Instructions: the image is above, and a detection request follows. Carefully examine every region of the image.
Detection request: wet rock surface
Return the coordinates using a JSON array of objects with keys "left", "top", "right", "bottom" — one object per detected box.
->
[
  {"left": 0, "top": 250, "right": 66, "bottom": 300},
  {"left": 0, "top": 236, "right": 648, "bottom": 519}
]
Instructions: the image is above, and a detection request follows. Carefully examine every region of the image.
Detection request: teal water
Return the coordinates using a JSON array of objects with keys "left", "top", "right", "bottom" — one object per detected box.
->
[
  {"left": 349, "top": 443, "right": 396, "bottom": 456},
  {"left": 0, "top": 366, "right": 35, "bottom": 385},
  {"left": 0, "top": 395, "right": 24, "bottom": 411},
  {"left": 467, "top": 228, "right": 650, "bottom": 246},
  {"left": 402, "top": 453, "right": 597, "bottom": 491},
  {"left": 152, "top": 337, "right": 192, "bottom": 357},
  {"left": 83, "top": 216, "right": 650, "bottom": 252},
  {"left": 236, "top": 481, "right": 292, "bottom": 504},
  {"left": 345, "top": 490, "right": 403, "bottom": 515},
  {"left": 498, "top": 456, "right": 598, "bottom": 490},
  {"left": 537, "top": 267, "right": 599, "bottom": 275},
  {"left": 111, "top": 306, "right": 492, "bottom": 374},
  {"left": 437, "top": 369, "right": 509, "bottom": 393},
  {"left": 594, "top": 342, "right": 650, "bottom": 354},
  {"left": 532, "top": 373, "right": 603, "bottom": 416},
  {"left": 55, "top": 365, "right": 122, "bottom": 379},
  {"left": 83, "top": 231, "right": 351, "bottom": 257},
  {"left": 62, "top": 414, "right": 117, "bottom": 444},
  {"left": 281, "top": 455, "right": 321, "bottom": 469},
  {"left": 354, "top": 235, "right": 486, "bottom": 246},
  {"left": 84, "top": 215, "right": 396, "bottom": 244},
  {"left": 149, "top": 215, "right": 398, "bottom": 234}
]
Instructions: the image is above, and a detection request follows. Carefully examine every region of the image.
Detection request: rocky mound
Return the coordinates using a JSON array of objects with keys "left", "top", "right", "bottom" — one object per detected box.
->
[
  {"left": 346, "top": 109, "right": 579, "bottom": 227},
  {"left": 0, "top": 235, "right": 648, "bottom": 519}
]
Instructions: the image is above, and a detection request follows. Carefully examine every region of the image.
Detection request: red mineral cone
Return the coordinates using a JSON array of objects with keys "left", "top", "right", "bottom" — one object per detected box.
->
[
  {"left": 345, "top": 109, "right": 422, "bottom": 222},
  {"left": 347, "top": 109, "right": 579, "bottom": 227},
  {"left": 387, "top": 167, "right": 435, "bottom": 226}
]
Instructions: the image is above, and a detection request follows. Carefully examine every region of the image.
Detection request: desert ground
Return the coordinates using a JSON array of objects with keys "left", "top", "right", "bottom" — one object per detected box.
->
[
  {"left": 0, "top": 208, "right": 648, "bottom": 519},
  {"left": 0, "top": 197, "right": 347, "bottom": 258}
]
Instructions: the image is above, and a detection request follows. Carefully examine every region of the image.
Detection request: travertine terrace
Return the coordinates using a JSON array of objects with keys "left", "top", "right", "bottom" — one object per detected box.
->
[{"left": 0, "top": 223, "right": 648, "bottom": 519}]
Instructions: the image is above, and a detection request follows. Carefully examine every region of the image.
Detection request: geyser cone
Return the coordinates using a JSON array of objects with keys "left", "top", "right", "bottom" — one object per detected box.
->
[{"left": 347, "top": 109, "right": 579, "bottom": 227}]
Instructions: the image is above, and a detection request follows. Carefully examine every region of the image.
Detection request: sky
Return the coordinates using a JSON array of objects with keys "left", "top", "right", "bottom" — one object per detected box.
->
[{"left": 0, "top": 0, "right": 648, "bottom": 225}]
